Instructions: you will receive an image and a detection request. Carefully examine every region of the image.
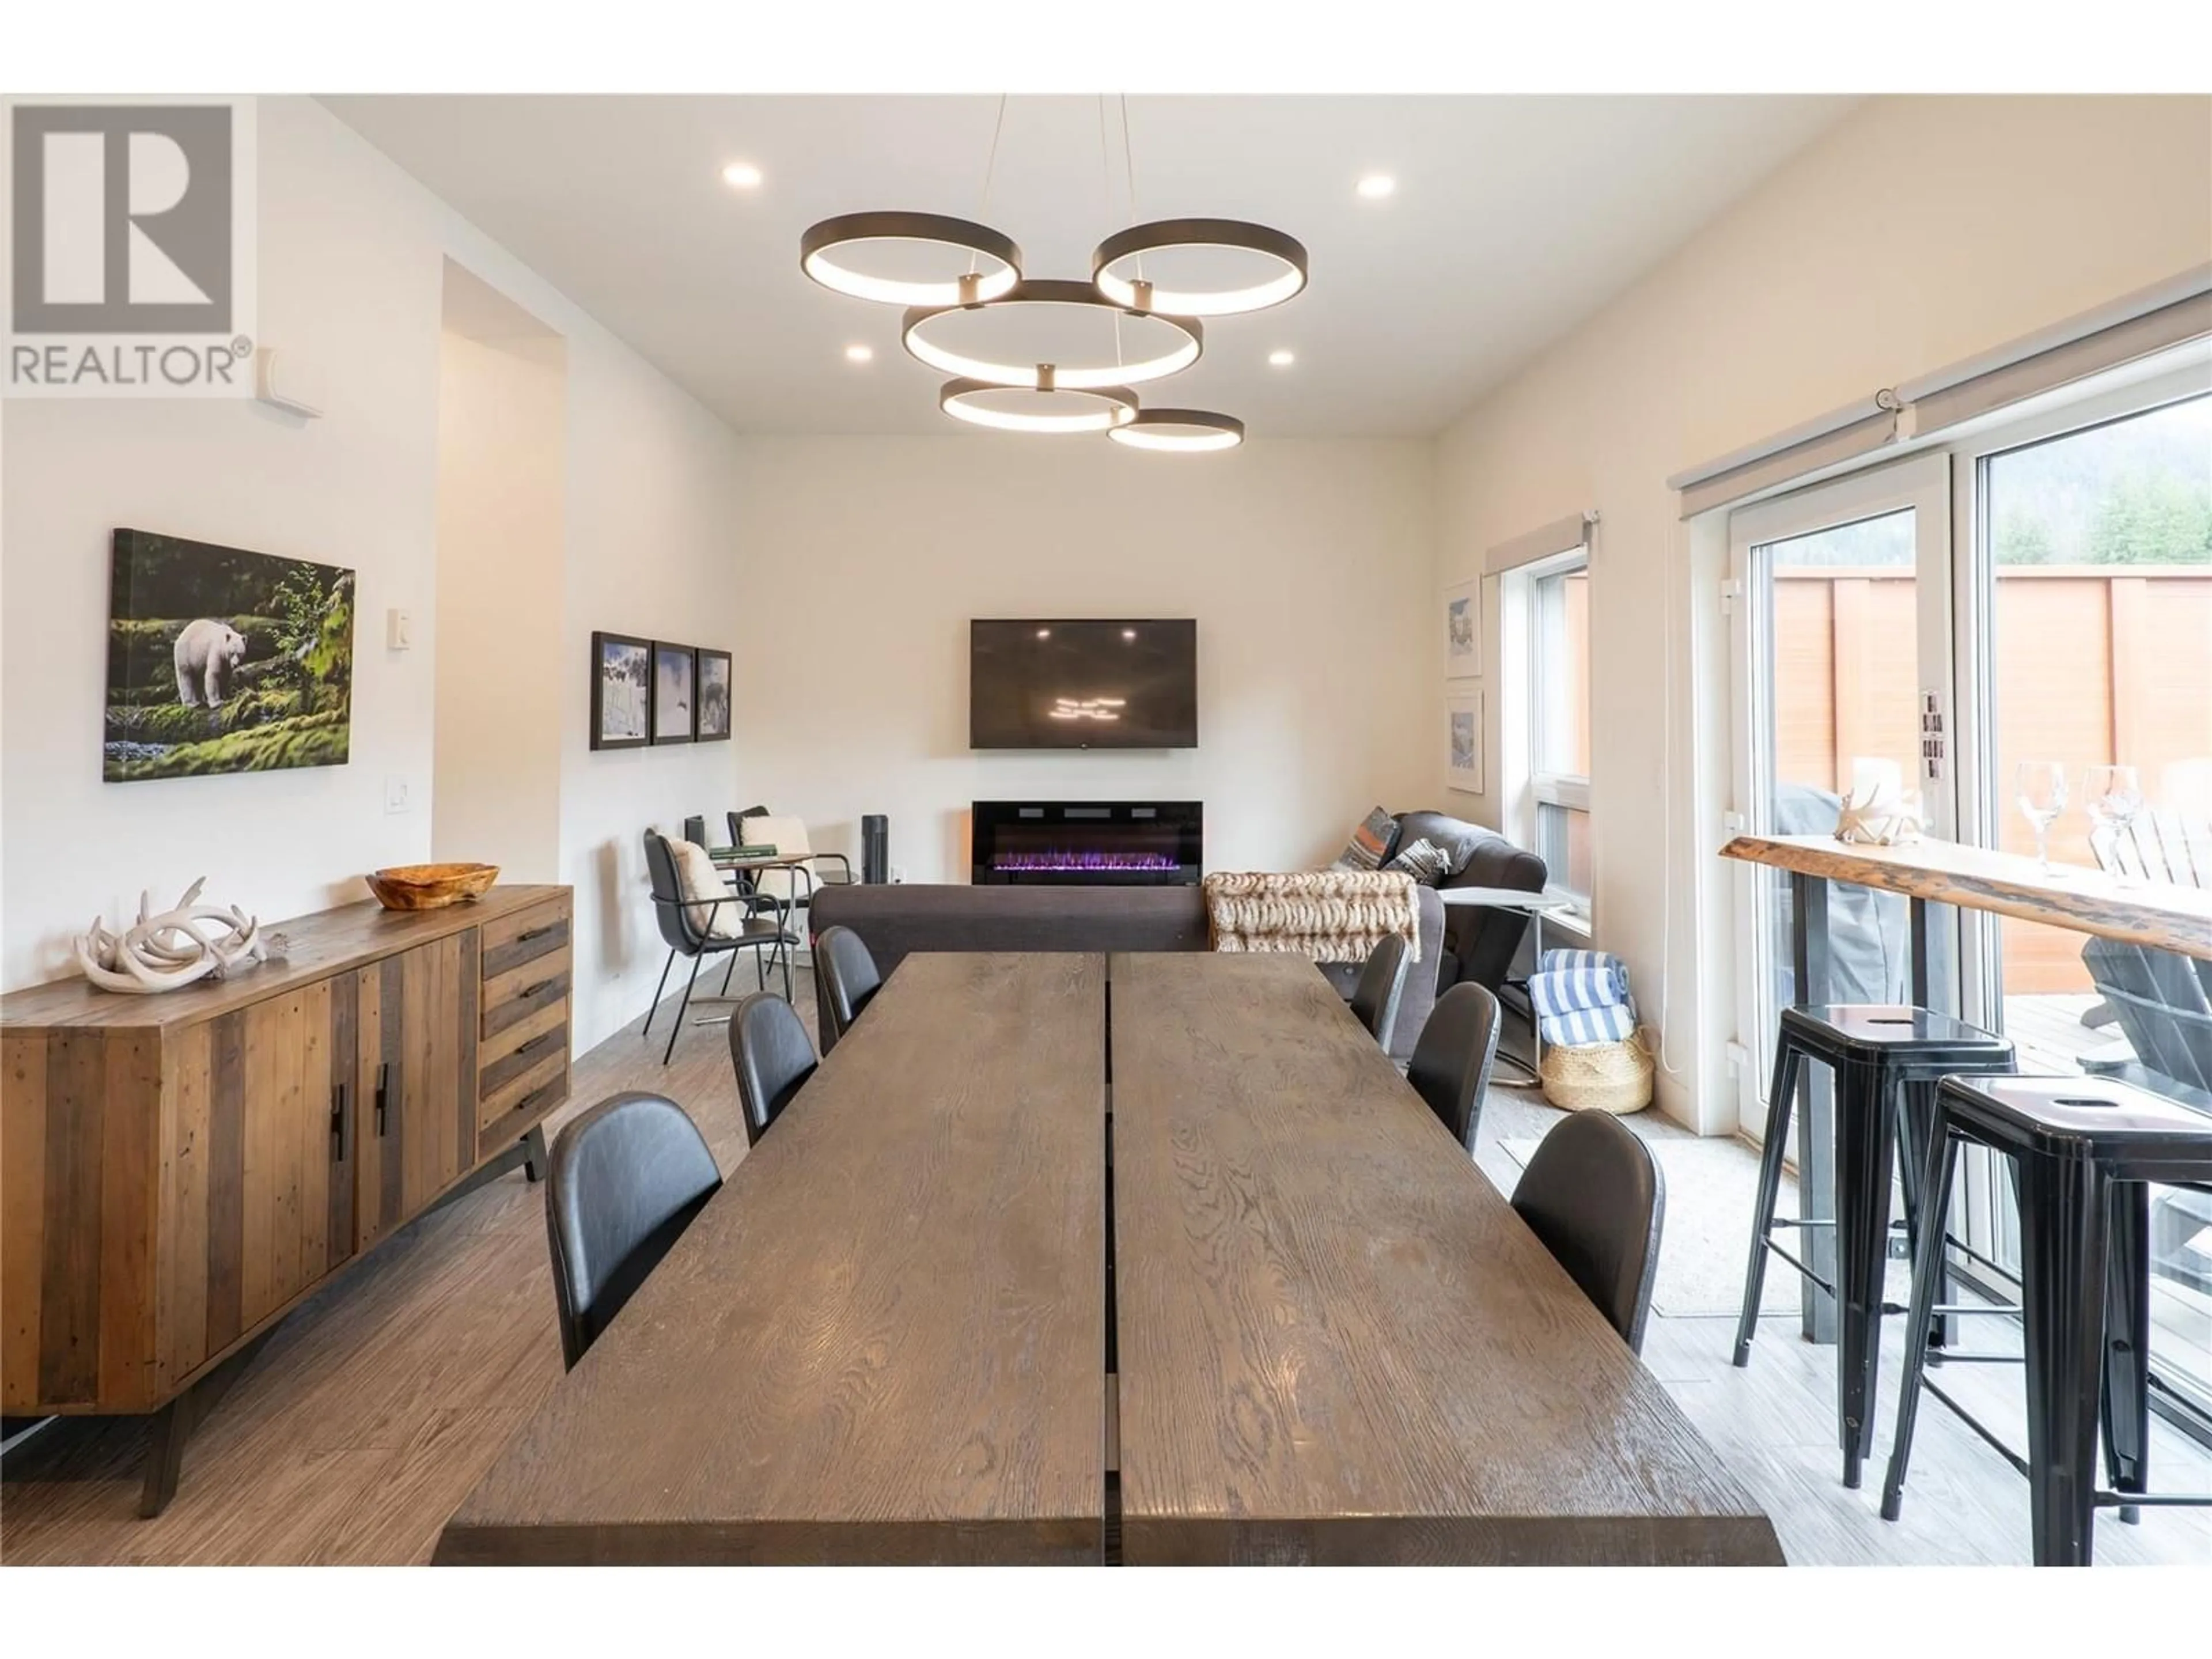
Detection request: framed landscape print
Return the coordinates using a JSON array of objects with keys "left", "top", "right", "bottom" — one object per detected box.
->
[
  {"left": 105, "top": 529, "right": 356, "bottom": 783},
  {"left": 694, "top": 647, "right": 732, "bottom": 742},
  {"left": 1446, "top": 690, "right": 1484, "bottom": 795},
  {"left": 591, "top": 631, "right": 652, "bottom": 751},
  {"left": 652, "top": 642, "right": 696, "bottom": 745},
  {"left": 1442, "top": 577, "right": 1482, "bottom": 680}
]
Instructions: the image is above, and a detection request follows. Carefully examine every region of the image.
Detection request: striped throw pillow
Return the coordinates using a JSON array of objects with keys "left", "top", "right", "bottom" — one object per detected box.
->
[
  {"left": 1332, "top": 807, "right": 1398, "bottom": 872},
  {"left": 1385, "top": 836, "right": 1451, "bottom": 883}
]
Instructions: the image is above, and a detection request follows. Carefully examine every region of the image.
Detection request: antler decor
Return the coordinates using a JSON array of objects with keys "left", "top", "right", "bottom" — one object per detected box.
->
[
  {"left": 1834, "top": 782, "right": 1926, "bottom": 847},
  {"left": 73, "top": 878, "right": 284, "bottom": 994}
]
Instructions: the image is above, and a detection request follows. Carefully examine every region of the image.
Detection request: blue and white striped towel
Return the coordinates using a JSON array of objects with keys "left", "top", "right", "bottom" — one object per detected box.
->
[
  {"left": 1527, "top": 950, "right": 1632, "bottom": 1017},
  {"left": 1539, "top": 1002, "right": 1639, "bottom": 1048}
]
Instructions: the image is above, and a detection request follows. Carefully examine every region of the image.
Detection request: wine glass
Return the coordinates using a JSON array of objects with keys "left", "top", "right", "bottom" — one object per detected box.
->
[
  {"left": 2016, "top": 760, "right": 2068, "bottom": 876},
  {"left": 2083, "top": 763, "right": 2143, "bottom": 882}
]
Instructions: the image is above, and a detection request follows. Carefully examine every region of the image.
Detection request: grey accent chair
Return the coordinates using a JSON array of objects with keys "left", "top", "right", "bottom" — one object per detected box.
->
[
  {"left": 729, "top": 990, "right": 817, "bottom": 1147},
  {"left": 543, "top": 1092, "right": 722, "bottom": 1370},
  {"left": 1349, "top": 934, "right": 1410, "bottom": 1047},
  {"left": 1510, "top": 1109, "right": 1666, "bottom": 1354},
  {"left": 1408, "top": 983, "right": 1503, "bottom": 1153},
  {"left": 815, "top": 925, "right": 883, "bottom": 1054}
]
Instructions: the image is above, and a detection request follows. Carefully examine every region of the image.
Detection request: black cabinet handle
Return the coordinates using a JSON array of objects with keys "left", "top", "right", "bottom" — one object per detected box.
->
[
  {"left": 375, "top": 1062, "right": 391, "bottom": 1136},
  {"left": 516, "top": 924, "right": 555, "bottom": 945},
  {"left": 330, "top": 1082, "right": 348, "bottom": 1162},
  {"left": 520, "top": 978, "right": 554, "bottom": 999}
]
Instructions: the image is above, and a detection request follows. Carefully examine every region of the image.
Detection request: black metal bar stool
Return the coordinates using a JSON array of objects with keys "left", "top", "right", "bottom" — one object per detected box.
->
[
  {"left": 1734, "top": 1004, "right": 2014, "bottom": 1488},
  {"left": 1881, "top": 1073, "right": 2212, "bottom": 1566}
]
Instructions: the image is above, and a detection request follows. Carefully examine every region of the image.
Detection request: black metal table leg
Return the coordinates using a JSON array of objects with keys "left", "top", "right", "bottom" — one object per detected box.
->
[
  {"left": 2017, "top": 1152, "right": 2112, "bottom": 1566},
  {"left": 1881, "top": 1102, "right": 1960, "bottom": 1522},
  {"left": 2101, "top": 1181, "right": 2152, "bottom": 1526},
  {"left": 1833, "top": 1058, "right": 1900, "bottom": 1487},
  {"left": 1734, "top": 1041, "right": 1801, "bottom": 1367},
  {"left": 1791, "top": 872, "right": 1837, "bottom": 1344}
]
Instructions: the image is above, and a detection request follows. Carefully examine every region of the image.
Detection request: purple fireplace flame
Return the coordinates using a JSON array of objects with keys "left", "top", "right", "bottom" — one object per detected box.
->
[{"left": 990, "top": 849, "right": 1181, "bottom": 873}]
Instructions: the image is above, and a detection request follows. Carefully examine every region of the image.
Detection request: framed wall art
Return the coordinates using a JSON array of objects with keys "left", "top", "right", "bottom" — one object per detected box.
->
[{"left": 590, "top": 630, "right": 653, "bottom": 751}]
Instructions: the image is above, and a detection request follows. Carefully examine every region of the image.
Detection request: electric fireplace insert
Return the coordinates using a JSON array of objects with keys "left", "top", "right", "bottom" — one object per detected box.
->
[{"left": 971, "top": 800, "right": 1202, "bottom": 886}]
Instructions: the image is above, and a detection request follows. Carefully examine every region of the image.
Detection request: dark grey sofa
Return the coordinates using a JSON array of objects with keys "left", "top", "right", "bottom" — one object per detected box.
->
[{"left": 806, "top": 881, "right": 1446, "bottom": 1059}]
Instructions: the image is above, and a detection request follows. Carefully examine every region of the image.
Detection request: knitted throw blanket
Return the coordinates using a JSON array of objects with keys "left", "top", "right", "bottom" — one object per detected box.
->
[{"left": 1203, "top": 870, "right": 1420, "bottom": 964}]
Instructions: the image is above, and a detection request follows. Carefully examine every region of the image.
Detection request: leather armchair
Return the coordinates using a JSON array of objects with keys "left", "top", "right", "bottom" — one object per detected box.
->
[{"left": 1385, "top": 809, "right": 1548, "bottom": 995}]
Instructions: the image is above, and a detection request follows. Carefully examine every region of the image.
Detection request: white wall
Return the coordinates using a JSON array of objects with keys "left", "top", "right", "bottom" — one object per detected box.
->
[
  {"left": 729, "top": 437, "right": 1434, "bottom": 882},
  {"left": 1430, "top": 94, "right": 2212, "bottom": 1130},
  {"left": 1, "top": 97, "right": 742, "bottom": 1056},
  {"left": 432, "top": 307, "right": 566, "bottom": 883}
]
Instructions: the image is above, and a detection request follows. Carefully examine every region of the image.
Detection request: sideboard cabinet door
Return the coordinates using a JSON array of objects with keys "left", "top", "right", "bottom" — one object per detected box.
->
[
  {"left": 161, "top": 978, "right": 355, "bottom": 1384},
  {"left": 354, "top": 933, "right": 479, "bottom": 1247}
]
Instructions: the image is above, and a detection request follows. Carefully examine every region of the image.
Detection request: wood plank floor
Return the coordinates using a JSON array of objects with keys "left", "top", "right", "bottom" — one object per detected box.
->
[{"left": 5, "top": 967, "right": 2208, "bottom": 1566}]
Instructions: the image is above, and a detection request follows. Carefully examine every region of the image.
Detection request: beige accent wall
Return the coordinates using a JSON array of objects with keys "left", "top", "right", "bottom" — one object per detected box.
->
[
  {"left": 728, "top": 437, "right": 1435, "bottom": 884},
  {"left": 1431, "top": 94, "right": 2212, "bottom": 1129}
]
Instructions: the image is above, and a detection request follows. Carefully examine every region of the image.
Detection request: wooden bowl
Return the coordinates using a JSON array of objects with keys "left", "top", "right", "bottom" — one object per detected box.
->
[{"left": 366, "top": 862, "right": 500, "bottom": 911}]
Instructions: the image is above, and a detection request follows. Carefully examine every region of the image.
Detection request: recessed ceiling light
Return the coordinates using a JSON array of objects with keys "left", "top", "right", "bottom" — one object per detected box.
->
[
  {"left": 844, "top": 343, "right": 874, "bottom": 363},
  {"left": 1356, "top": 174, "right": 1395, "bottom": 200},
  {"left": 721, "top": 161, "right": 763, "bottom": 190},
  {"left": 1268, "top": 349, "right": 1296, "bottom": 368}
]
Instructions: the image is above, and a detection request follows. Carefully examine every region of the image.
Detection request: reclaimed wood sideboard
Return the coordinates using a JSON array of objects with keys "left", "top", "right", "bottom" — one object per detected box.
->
[{"left": 2, "top": 884, "right": 573, "bottom": 1513}]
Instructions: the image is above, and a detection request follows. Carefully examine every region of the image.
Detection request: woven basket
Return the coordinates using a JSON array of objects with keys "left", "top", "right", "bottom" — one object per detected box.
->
[{"left": 1538, "top": 1029, "right": 1653, "bottom": 1114}]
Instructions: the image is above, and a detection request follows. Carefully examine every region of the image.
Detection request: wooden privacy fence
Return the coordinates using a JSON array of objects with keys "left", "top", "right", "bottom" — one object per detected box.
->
[{"left": 1775, "top": 565, "right": 2212, "bottom": 994}]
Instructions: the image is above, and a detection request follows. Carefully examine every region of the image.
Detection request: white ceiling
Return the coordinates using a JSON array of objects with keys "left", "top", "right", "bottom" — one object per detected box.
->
[{"left": 322, "top": 94, "right": 1858, "bottom": 438}]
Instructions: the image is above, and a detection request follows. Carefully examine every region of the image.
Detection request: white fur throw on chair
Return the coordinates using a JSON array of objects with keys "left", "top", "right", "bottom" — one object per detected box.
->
[
  {"left": 1203, "top": 870, "right": 1420, "bottom": 964},
  {"left": 663, "top": 835, "right": 744, "bottom": 940}
]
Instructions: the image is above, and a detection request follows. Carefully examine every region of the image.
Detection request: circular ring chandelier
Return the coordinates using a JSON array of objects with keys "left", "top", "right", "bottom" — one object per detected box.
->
[
  {"left": 1091, "top": 218, "right": 1309, "bottom": 317},
  {"left": 903, "top": 279, "right": 1202, "bottom": 390},
  {"left": 938, "top": 378, "right": 1139, "bottom": 435},
  {"left": 800, "top": 211, "right": 1022, "bottom": 308},
  {"left": 1108, "top": 409, "right": 1245, "bottom": 452}
]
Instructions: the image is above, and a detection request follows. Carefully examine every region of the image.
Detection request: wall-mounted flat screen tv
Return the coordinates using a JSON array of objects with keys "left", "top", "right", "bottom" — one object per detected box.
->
[{"left": 969, "top": 619, "right": 1198, "bottom": 749}]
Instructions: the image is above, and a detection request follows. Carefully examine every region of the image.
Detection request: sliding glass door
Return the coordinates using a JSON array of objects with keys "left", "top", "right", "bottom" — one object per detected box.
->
[
  {"left": 1728, "top": 454, "right": 1955, "bottom": 1139},
  {"left": 1952, "top": 372, "right": 2212, "bottom": 1421},
  {"left": 1726, "top": 363, "right": 2211, "bottom": 1427}
]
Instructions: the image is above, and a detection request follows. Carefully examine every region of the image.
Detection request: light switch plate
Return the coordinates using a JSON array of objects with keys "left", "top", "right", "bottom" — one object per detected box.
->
[
  {"left": 384, "top": 774, "right": 411, "bottom": 815},
  {"left": 386, "top": 608, "right": 413, "bottom": 651}
]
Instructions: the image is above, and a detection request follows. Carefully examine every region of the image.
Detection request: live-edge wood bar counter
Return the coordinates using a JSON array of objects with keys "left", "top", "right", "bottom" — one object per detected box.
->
[
  {"left": 2, "top": 884, "right": 574, "bottom": 1514},
  {"left": 1110, "top": 953, "right": 1783, "bottom": 1566},
  {"left": 434, "top": 953, "right": 1108, "bottom": 1565},
  {"left": 1719, "top": 834, "right": 2212, "bottom": 1343}
]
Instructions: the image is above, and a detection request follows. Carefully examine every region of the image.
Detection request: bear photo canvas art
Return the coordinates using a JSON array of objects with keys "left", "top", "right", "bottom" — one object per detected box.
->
[{"left": 104, "top": 529, "right": 356, "bottom": 782}]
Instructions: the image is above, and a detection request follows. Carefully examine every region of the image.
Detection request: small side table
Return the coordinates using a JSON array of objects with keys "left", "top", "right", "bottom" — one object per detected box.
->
[{"left": 1436, "top": 885, "right": 1585, "bottom": 1084}]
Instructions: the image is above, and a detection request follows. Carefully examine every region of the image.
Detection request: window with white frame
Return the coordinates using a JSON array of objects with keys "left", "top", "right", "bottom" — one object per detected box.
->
[{"left": 1528, "top": 552, "right": 1592, "bottom": 911}]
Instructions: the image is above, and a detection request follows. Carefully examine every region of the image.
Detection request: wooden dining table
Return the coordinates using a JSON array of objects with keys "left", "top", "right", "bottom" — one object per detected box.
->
[{"left": 435, "top": 950, "right": 1782, "bottom": 1566}]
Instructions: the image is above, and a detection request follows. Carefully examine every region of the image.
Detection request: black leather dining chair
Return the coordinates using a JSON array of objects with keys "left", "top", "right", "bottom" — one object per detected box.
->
[
  {"left": 1408, "top": 982, "right": 1502, "bottom": 1153},
  {"left": 641, "top": 830, "right": 793, "bottom": 1066},
  {"left": 729, "top": 990, "right": 817, "bottom": 1147},
  {"left": 543, "top": 1092, "right": 722, "bottom": 1370},
  {"left": 815, "top": 925, "right": 882, "bottom": 1054},
  {"left": 1511, "top": 1109, "right": 1666, "bottom": 1354},
  {"left": 1349, "top": 934, "right": 1410, "bottom": 1047}
]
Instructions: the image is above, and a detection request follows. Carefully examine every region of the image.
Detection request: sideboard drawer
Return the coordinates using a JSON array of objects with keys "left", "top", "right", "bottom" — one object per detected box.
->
[
  {"left": 482, "top": 942, "right": 570, "bottom": 1039},
  {"left": 479, "top": 897, "right": 569, "bottom": 982}
]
